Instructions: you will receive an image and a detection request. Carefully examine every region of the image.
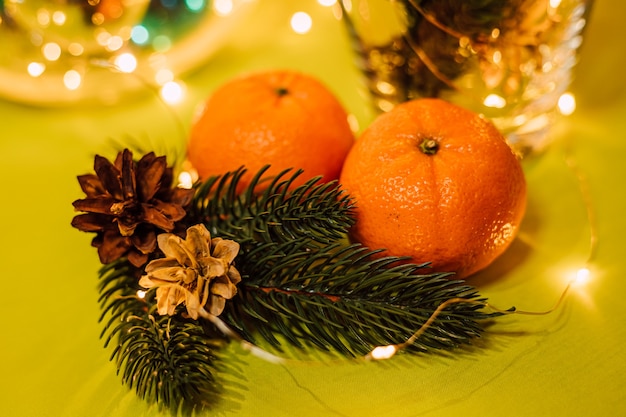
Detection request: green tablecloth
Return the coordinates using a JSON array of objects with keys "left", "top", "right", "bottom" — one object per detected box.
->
[{"left": 2, "top": 1, "right": 625, "bottom": 416}]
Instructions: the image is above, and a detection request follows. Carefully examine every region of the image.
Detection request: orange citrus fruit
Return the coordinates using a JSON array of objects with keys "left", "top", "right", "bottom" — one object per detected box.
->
[
  {"left": 339, "top": 98, "right": 527, "bottom": 278},
  {"left": 187, "top": 69, "right": 355, "bottom": 190}
]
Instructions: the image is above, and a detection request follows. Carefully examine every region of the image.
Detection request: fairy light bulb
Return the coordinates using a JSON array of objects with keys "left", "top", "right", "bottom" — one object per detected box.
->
[
  {"left": 63, "top": 70, "right": 82, "bottom": 90},
  {"left": 113, "top": 52, "right": 138, "bottom": 73},
  {"left": 214, "top": 0, "right": 234, "bottom": 15},
  {"left": 52, "top": 10, "right": 66, "bottom": 26},
  {"left": 574, "top": 267, "right": 591, "bottom": 286},
  {"left": 347, "top": 113, "right": 360, "bottom": 133},
  {"left": 178, "top": 171, "right": 194, "bottom": 189},
  {"left": 27, "top": 62, "right": 46, "bottom": 77},
  {"left": 290, "top": 11, "right": 313, "bottom": 34},
  {"left": 160, "top": 80, "right": 185, "bottom": 104},
  {"left": 558, "top": 92, "right": 577, "bottom": 115},
  {"left": 483, "top": 93, "right": 507, "bottom": 109},
  {"left": 68, "top": 43, "right": 85, "bottom": 56},
  {"left": 368, "top": 345, "right": 398, "bottom": 360},
  {"left": 550, "top": 0, "right": 562, "bottom": 9},
  {"left": 105, "top": 35, "right": 124, "bottom": 52},
  {"left": 42, "top": 42, "right": 62, "bottom": 61},
  {"left": 37, "top": 9, "right": 51, "bottom": 26}
]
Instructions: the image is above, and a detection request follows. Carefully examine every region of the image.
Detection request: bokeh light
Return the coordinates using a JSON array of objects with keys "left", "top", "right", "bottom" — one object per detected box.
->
[
  {"left": 27, "top": 62, "right": 46, "bottom": 77},
  {"left": 290, "top": 11, "right": 313, "bottom": 34},
  {"left": 63, "top": 70, "right": 82, "bottom": 90},
  {"left": 114, "top": 53, "right": 138, "bottom": 73},
  {"left": 185, "top": 0, "right": 206, "bottom": 12},
  {"left": 131, "top": 25, "right": 150, "bottom": 45},
  {"left": 558, "top": 92, "right": 577, "bottom": 115},
  {"left": 214, "top": 0, "right": 234, "bottom": 15},
  {"left": 42, "top": 42, "right": 62, "bottom": 61},
  {"left": 483, "top": 93, "right": 507, "bottom": 109},
  {"left": 160, "top": 80, "right": 185, "bottom": 104}
]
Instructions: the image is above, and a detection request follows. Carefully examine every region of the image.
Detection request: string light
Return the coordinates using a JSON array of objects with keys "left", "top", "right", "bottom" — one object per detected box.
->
[
  {"left": 160, "top": 80, "right": 185, "bottom": 104},
  {"left": 369, "top": 345, "right": 398, "bottom": 360},
  {"left": 113, "top": 53, "right": 138, "bottom": 73},
  {"left": 290, "top": 11, "right": 313, "bottom": 34},
  {"left": 575, "top": 267, "right": 591, "bottom": 286},
  {"left": 177, "top": 161, "right": 199, "bottom": 189},
  {"left": 347, "top": 113, "right": 360, "bottom": 133},
  {"left": 68, "top": 43, "right": 85, "bottom": 56},
  {"left": 27, "top": 62, "right": 46, "bottom": 77},
  {"left": 364, "top": 274, "right": 589, "bottom": 361},
  {"left": 63, "top": 70, "right": 82, "bottom": 90},
  {"left": 196, "top": 305, "right": 286, "bottom": 364},
  {"left": 177, "top": 171, "right": 195, "bottom": 189},
  {"left": 52, "top": 11, "right": 67, "bottom": 26},
  {"left": 483, "top": 93, "right": 507, "bottom": 109},
  {"left": 363, "top": 142, "right": 598, "bottom": 361},
  {"left": 105, "top": 35, "right": 125, "bottom": 52},
  {"left": 42, "top": 42, "right": 62, "bottom": 61},
  {"left": 37, "top": 9, "right": 51, "bottom": 27},
  {"left": 550, "top": 0, "right": 563, "bottom": 9},
  {"left": 558, "top": 92, "right": 577, "bottom": 115},
  {"left": 213, "top": 0, "right": 235, "bottom": 16}
]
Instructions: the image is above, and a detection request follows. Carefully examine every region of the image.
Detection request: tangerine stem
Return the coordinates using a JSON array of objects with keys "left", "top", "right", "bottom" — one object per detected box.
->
[
  {"left": 419, "top": 138, "right": 439, "bottom": 155},
  {"left": 275, "top": 87, "right": 289, "bottom": 96}
]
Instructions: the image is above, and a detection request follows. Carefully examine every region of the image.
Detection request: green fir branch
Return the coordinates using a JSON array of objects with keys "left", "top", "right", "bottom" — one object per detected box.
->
[
  {"left": 98, "top": 260, "right": 237, "bottom": 414},
  {"left": 187, "top": 167, "right": 355, "bottom": 247},
  {"left": 224, "top": 240, "right": 495, "bottom": 357},
  {"left": 184, "top": 167, "right": 500, "bottom": 357}
]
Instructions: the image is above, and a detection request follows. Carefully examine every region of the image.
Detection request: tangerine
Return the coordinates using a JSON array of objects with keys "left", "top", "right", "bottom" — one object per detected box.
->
[
  {"left": 187, "top": 69, "right": 355, "bottom": 190},
  {"left": 339, "top": 98, "right": 527, "bottom": 278}
]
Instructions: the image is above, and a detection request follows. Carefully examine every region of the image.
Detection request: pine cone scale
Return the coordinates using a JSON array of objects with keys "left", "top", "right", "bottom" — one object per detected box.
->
[
  {"left": 72, "top": 197, "right": 118, "bottom": 215},
  {"left": 120, "top": 149, "right": 137, "bottom": 201},
  {"left": 94, "top": 230, "right": 132, "bottom": 264},
  {"left": 130, "top": 227, "right": 157, "bottom": 254},
  {"left": 93, "top": 154, "right": 123, "bottom": 200},
  {"left": 77, "top": 174, "right": 107, "bottom": 196},
  {"left": 136, "top": 153, "right": 168, "bottom": 201},
  {"left": 71, "top": 213, "right": 108, "bottom": 232}
]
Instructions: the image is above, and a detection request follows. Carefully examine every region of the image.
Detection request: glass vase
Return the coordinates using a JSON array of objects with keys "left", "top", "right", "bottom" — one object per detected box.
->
[{"left": 341, "top": 0, "right": 594, "bottom": 155}]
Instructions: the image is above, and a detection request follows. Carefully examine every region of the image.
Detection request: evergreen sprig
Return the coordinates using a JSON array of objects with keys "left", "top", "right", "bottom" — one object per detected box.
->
[
  {"left": 94, "top": 165, "right": 502, "bottom": 412},
  {"left": 186, "top": 168, "right": 499, "bottom": 356},
  {"left": 189, "top": 166, "right": 355, "bottom": 247},
  {"left": 98, "top": 260, "right": 236, "bottom": 414},
  {"left": 225, "top": 241, "right": 492, "bottom": 356}
]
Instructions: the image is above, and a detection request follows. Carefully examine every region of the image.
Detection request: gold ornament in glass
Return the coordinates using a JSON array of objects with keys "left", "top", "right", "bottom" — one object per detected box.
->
[{"left": 341, "top": 0, "right": 593, "bottom": 155}]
